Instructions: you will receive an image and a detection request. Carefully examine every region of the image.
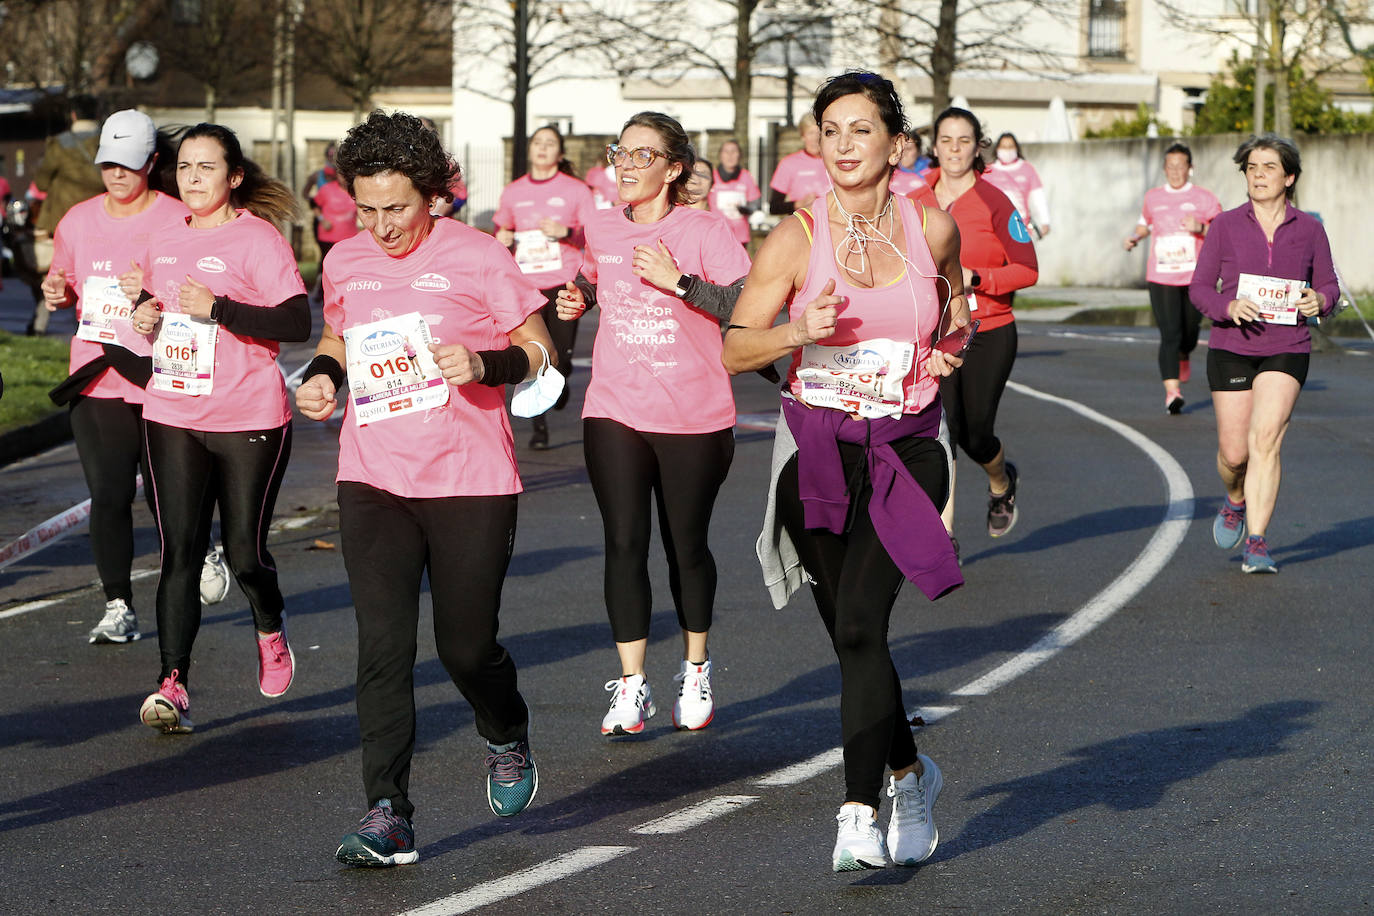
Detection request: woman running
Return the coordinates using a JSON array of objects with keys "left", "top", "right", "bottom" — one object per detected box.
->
[
  {"left": 927, "top": 108, "right": 1038, "bottom": 554},
  {"left": 1123, "top": 142, "right": 1221, "bottom": 413},
  {"left": 129, "top": 124, "right": 309, "bottom": 733},
  {"left": 983, "top": 132, "right": 1051, "bottom": 239},
  {"left": 1189, "top": 134, "right": 1338, "bottom": 574},
  {"left": 493, "top": 125, "right": 594, "bottom": 449},
  {"left": 709, "top": 139, "right": 760, "bottom": 246},
  {"left": 41, "top": 109, "right": 185, "bottom": 645},
  {"left": 769, "top": 112, "right": 829, "bottom": 215},
  {"left": 555, "top": 112, "right": 750, "bottom": 736},
  {"left": 724, "top": 71, "right": 967, "bottom": 871},
  {"left": 296, "top": 111, "right": 551, "bottom": 866}
]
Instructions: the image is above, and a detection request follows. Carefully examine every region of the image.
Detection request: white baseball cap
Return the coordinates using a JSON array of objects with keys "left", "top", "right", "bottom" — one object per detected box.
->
[{"left": 96, "top": 109, "right": 157, "bottom": 169}]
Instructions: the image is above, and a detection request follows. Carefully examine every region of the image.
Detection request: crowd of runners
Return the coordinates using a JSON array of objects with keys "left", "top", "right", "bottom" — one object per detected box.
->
[{"left": 30, "top": 69, "right": 1337, "bottom": 873}]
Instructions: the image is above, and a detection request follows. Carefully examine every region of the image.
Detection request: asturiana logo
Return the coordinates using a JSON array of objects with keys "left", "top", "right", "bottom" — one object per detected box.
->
[
  {"left": 834, "top": 349, "right": 884, "bottom": 371},
  {"left": 197, "top": 256, "right": 227, "bottom": 273},
  {"left": 163, "top": 320, "right": 196, "bottom": 342},
  {"left": 410, "top": 273, "right": 450, "bottom": 292},
  {"left": 360, "top": 329, "right": 403, "bottom": 357}
]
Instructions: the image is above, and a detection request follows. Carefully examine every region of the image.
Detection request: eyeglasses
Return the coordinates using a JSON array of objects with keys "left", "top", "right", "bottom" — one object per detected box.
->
[{"left": 606, "top": 144, "right": 668, "bottom": 169}]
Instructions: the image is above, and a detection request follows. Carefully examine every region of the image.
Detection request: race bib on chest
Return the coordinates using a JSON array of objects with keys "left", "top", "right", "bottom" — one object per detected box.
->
[
  {"left": 513, "top": 229, "right": 562, "bottom": 274},
  {"left": 715, "top": 189, "right": 746, "bottom": 218},
  {"left": 152, "top": 313, "right": 218, "bottom": 395},
  {"left": 1154, "top": 233, "right": 1196, "bottom": 274},
  {"left": 343, "top": 312, "right": 449, "bottom": 424},
  {"left": 76, "top": 276, "right": 136, "bottom": 346},
  {"left": 1237, "top": 272, "right": 1300, "bottom": 325},
  {"left": 796, "top": 338, "right": 915, "bottom": 419}
]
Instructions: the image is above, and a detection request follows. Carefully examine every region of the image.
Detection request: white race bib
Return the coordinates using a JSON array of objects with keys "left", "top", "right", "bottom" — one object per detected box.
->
[
  {"left": 513, "top": 229, "right": 562, "bottom": 274},
  {"left": 715, "top": 189, "right": 745, "bottom": 219},
  {"left": 1237, "top": 272, "right": 1301, "bottom": 325},
  {"left": 796, "top": 338, "right": 915, "bottom": 419},
  {"left": 76, "top": 276, "right": 137, "bottom": 346},
  {"left": 1154, "top": 233, "right": 1196, "bottom": 274},
  {"left": 151, "top": 313, "right": 218, "bottom": 395},
  {"left": 343, "top": 312, "right": 449, "bottom": 425}
]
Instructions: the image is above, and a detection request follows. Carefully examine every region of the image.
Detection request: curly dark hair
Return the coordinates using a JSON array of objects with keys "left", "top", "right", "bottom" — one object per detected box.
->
[{"left": 335, "top": 110, "right": 459, "bottom": 202}]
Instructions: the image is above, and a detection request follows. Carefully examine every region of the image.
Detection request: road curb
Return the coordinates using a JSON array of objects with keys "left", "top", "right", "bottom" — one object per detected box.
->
[{"left": 0, "top": 410, "right": 70, "bottom": 468}]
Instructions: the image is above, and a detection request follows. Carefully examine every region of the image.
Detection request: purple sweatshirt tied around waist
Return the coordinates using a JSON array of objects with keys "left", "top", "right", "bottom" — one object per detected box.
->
[{"left": 782, "top": 397, "right": 963, "bottom": 601}]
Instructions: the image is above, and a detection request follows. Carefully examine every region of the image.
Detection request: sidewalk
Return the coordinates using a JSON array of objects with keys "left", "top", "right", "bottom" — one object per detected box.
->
[{"left": 1016, "top": 285, "right": 1150, "bottom": 323}]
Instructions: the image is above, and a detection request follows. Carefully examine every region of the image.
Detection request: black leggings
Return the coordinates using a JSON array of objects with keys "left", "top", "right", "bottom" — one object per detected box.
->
[
  {"left": 1147, "top": 282, "right": 1202, "bottom": 381},
  {"left": 339, "top": 482, "right": 528, "bottom": 821},
  {"left": 583, "top": 418, "right": 735, "bottom": 643},
  {"left": 940, "top": 320, "right": 1017, "bottom": 465},
  {"left": 70, "top": 396, "right": 155, "bottom": 603},
  {"left": 776, "top": 435, "right": 948, "bottom": 810},
  {"left": 144, "top": 420, "right": 292, "bottom": 685},
  {"left": 539, "top": 286, "right": 579, "bottom": 385}
]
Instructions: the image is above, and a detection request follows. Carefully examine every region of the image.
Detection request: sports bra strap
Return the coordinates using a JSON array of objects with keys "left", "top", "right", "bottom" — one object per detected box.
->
[{"left": 792, "top": 207, "right": 816, "bottom": 244}]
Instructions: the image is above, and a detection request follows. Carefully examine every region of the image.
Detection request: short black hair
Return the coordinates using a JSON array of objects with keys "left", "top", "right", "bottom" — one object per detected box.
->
[
  {"left": 812, "top": 70, "right": 907, "bottom": 138},
  {"left": 933, "top": 107, "right": 989, "bottom": 173},
  {"left": 1163, "top": 141, "right": 1192, "bottom": 166},
  {"left": 1233, "top": 134, "right": 1301, "bottom": 200},
  {"left": 336, "top": 110, "right": 459, "bottom": 203}
]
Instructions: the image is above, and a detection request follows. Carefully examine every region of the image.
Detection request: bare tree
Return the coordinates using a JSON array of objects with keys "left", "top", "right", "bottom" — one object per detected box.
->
[
  {"left": 299, "top": 0, "right": 452, "bottom": 119},
  {"left": 159, "top": 0, "right": 273, "bottom": 119},
  {"left": 0, "top": 0, "right": 167, "bottom": 99}
]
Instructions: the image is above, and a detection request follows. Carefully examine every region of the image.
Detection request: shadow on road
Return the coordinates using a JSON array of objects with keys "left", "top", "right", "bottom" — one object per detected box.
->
[{"left": 963, "top": 500, "right": 1215, "bottom": 563}]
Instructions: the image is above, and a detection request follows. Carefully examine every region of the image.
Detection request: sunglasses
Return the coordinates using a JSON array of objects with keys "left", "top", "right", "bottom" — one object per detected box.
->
[{"left": 606, "top": 144, "right": 669, "bottom": 169}]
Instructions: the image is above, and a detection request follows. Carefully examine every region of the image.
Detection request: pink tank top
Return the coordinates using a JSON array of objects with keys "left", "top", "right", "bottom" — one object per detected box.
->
[{"left": 788, "top": 193, "right": 943, "bottom": 414}]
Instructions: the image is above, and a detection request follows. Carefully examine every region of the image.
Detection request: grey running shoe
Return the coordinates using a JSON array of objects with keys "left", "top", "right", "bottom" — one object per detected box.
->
[
  {"left": 486, "top": 739, "right": 539, "bottom": 816},
  {"left": 987, "top": 462, "right": 1019, "bottom": 538},
  {"left": 200, "top": 545, "right": 230, "bottom": 604},
  {"left": 1213, "top": 499, "right": 1247, "bottom": 550},
  {"left": 89, "top": 598, "right": 140, "bottom": 644},
  {"left": 1241, "top": 535, "right": 1278, "bottom": 574}
]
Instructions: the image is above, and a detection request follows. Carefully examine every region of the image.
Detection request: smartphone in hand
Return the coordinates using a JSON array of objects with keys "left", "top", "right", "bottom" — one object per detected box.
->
[{"left": 934, "top": 318, "right": 980, "bottom": 357}]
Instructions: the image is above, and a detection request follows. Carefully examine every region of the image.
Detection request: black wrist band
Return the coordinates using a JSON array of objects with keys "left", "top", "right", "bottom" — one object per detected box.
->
[
  {"left": 970, "top": 271, "right": 981, "bottom": 288},
  {"left": 210, "top": 295, "right": 226, "bottom": 323},
  {"left": 475, "top": 345, "right": 530, "bottom": 387},
  {"left": 304, "top": 354, "right": 346, "bottom": 391}
]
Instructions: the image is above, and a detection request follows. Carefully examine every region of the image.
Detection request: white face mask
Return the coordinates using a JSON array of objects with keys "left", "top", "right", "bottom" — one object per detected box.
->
[
  {"left": 509, "top": 340, "right": 565, "bottom": 418},
  {"left": 996, "top": 147, "right": 1018, "bottom": 164}
]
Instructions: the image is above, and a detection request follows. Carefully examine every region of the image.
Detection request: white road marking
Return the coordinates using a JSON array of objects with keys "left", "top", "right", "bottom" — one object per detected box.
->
[
  {"left": 395, "top": 846, "right": 636, "bottom": 916},
  {"left": 631, "top": 796, "right": 759, "bottom": 834},
  {"left": 754, "top": 707, "right": 960, "bottom": 788}
]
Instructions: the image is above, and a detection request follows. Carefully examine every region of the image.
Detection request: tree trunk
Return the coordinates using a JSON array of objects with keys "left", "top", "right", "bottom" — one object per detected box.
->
[
  {"left": 205, "top": 83, "right": 217, "bottom": 122},
  {"left": 931, "top": 0, "right": 959, "bottom": 115},
  {"left": 1270, "top": 5, "right": 1291, "bottom": 136},
  {"left": 732, "top": 0, "right": 755, "bottom": 146},
  {"left": 1253, "top": 0, "right": 1269, "bottom": 132},
  {"left": 512, "top": 0, "right": 530, "bottom": 181}
]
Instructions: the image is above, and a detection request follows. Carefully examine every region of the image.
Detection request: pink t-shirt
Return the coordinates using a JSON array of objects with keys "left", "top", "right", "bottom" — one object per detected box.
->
[
  {"left": 323, "top": 217, "right": 545, "bottom": 499},
  {"left": 585, "top": 165, "right": 618, "bottom": 210},
  {"left": 770, "top": 150, "right": 830, "bottom": 205},
  {"left": 493, "top": 171, "right": 595, "bottom": 288},
  {"left": 50, "top": 192, "right": 189, "bottom": 403},
  {"left": 983, "top": 159, "right": 1043, "bottom": 220},
  {"left": 888, "top": 168, "right": 925, "bottom": 198},
  {"left": 708, "top": 168, "right": 760, "bottom": 244},
  {"left": 790, "top": 194, "right": 943, "bottom": 413},
  {"left": 314, "top": 181, "right": 359, "bottom": 244},
  {"left": 581, "top": 206, "right": 751, "bottom": 434},
  {"left": 141, "top": 211, "right": 306, "bottom": 432},
  {"left": 1140, "top": 183, "right": 1222, "bottom": 286}
]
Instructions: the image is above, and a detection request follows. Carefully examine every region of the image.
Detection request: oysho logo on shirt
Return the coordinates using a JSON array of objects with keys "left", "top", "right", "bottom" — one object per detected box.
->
[
  {"left": 197, "top": 256, "right": 227, "bottom": 273},
  {"left": 411, "top": 273, "right": 450, "bottom": 292},
  {"left": 598, "top": 254, "right": 624, "bottom": 265},
  {"left": 155, "top": 256, "right": 177, "bottom": 265},
  {"left": 346, "top": 279, "right": 383, "bottom": 292}
]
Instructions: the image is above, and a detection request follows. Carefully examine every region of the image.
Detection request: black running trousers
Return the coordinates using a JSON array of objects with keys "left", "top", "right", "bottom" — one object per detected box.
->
[
  {"left": 1147, "top": 281, "right": 1202, "bottom": 381},
  {"left": 939, "top": 320, "right": 1017, "bottom": 466}
]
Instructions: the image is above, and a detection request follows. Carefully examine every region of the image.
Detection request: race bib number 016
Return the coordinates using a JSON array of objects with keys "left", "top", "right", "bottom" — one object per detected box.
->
[
  {"left": 151, "top": 313, "right": 217, "bottom": 395},
  {"left": 76, "top": 275, "right": 139, "bottom": 347},
  {"left": 796, "top": 338, "right": 915, "bottom": 419},
  {"left": 343, "top": 312, "right": 449, "bottom": 425},
  {"left": 1237, "top": 272, "right": 1300, "bottom": 325}
]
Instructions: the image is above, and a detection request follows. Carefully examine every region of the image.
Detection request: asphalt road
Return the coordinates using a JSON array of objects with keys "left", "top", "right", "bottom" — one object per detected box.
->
[{"left": 1, "top": 301, "right": 1371, "bottom": 915}]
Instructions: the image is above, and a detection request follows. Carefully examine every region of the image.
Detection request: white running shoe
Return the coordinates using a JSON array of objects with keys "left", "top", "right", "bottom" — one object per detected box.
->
[
  {"left": 887, "top": 754, "right": 942, "bottom": 865},
  {"left": 672, "top": 658, "right": 714, "bottom": 731},
  {"left": 601, "top": 674, "right": 656, "bottom": 736},
  {"left": 88, "top": 598, "right": 140, "bottom": 644},
  {"left": 200, "top": 544, "right": 230, "bottom": 604},
  {"left": 832, "top": 804, "right": 888, "bottom": 871}
]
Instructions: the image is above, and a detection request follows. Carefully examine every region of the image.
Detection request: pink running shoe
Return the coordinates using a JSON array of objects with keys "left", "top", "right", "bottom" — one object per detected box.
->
[
  {"left": 257, "top": 625, "right": 295, "bottom": 698},
  {"left": 140, "top": 670, "right": 193, "bottom": 734}
]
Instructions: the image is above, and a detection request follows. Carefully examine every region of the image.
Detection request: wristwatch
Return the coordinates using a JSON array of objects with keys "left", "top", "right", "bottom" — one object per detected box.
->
[{"left": 674, "top": 274, "right": 697, "bottom": 299}]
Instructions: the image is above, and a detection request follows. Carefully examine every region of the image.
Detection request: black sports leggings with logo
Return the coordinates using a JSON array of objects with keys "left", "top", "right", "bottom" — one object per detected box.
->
[
  {"left": 144, "top": 420, "right": 291, "bottom": 685},
  {"left": 70, "top": 396, "right": 155, "bottom": 603},
  {"left": 583, "top": 418, "right": 735, "bottom": 643}
]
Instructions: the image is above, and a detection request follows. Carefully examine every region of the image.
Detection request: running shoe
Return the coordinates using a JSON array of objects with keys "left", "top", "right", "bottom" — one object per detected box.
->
[
  {"left": 887, "top": 755, "right": 942, "bottom": 866},
  {"left": 1178, "top": 355, "right": 1191, "bottom": 384},
  {"left": 485, "top": 739, "right": 539, "bottom": 817},
  {"left": 139, "top": 670, "right": 193, "bottom": 734},
  {"left": 1166, "top": 392, "right": 1184, "bottom": 415},
  {"left": 335, "top": 799, "right": 419, "bottom": 867},
  {"left": 529, "top": 415, "right": 549, "bottom": 450},
  {"left": 256, "top": 623, "right": 295, "bottom": 697},
  {"left": 200, "top": 545, "right": 230, "bottom": 604},
  {"left": 986, "top": 462, "right": 1019, "bottom": 538},
  {"left": 601, "top": 674, "right": 656, "bottom": 735},
  {"left": 89, "top": 598, "right": 140, "bottom": 644},
  {"left": 1242, "top": 535, "right": 1278, "bottom": 574},
  {"left": 672, "top": 658, "right": 714, "bottom": 731},
  {"left": 1212, "top": 498, "right": 1247, "bottom": 550},
  {"left": 832, "top": 804, "right": 888, "bottom": 871}
]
